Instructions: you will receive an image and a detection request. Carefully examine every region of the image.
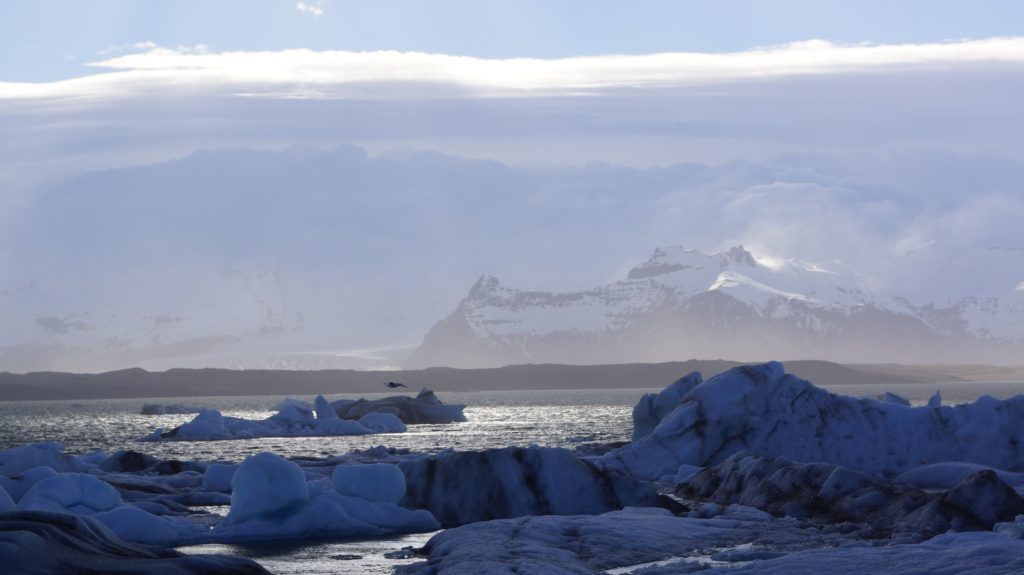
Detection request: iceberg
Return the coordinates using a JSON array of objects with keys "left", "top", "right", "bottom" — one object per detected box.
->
[
  {"left": 137, "top": 404, "right": 398, "bottom": 442},
  {"left": 0, "top": 466, "right": 60, "bottom": 501},
  {"left": 333, "top": 462, "right": 407, "bottom": 503},
  {"left": 677, "top": 453, "right": 1024, "bottom": 536},
  {"left": 632, "top": 371, "right": 702, "bottom": 441},
  {"left": 215, "top": 452, "right": 439, "bottom": 542},
  {"left": 398, "top": 446, "right": 658, "bottom": 526},
  {"left": 604, "top": 362, "right": 1024, "bottom": 480},
  {"left": 0, "top": 442, "right": 89, "bottom": 476},
  {"left": 398, "top": 505, "right": 1024, "bottom": 575},
  {"left": 397, "top": 506, "right": 777, "bottom": 575},
  {"left": 16, "top": 473, "right": 123, "bottom": 516},
  {"left": 331, "top": 388, "right": 467, "bottom": 424},
  {"left": 0, "top": 511, "right": 268, "bottom": 574},
  {"left": 202, "top": 462, "right": 240, "bottom": 492},
  {"left": 138, "top": 389, "right": 459, "bottom": 441}
]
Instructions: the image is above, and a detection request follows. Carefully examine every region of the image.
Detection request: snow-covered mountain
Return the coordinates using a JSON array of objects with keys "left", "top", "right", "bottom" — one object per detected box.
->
[{"left": 408, "top": 244, "right": 1024, "bottom": 368}]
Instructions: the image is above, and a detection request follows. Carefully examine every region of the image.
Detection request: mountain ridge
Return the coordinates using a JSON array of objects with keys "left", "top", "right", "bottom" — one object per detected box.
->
[{"left": 409, "top": 244, "right": 1024, "bottom": 368}]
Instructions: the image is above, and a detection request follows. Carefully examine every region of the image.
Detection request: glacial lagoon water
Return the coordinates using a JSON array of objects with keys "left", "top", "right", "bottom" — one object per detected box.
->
[{"left": 2, "top": 380, "right": 1024, "bottom": 573}]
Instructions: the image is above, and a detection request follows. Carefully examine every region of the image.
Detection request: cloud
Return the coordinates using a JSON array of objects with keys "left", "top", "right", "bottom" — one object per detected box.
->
[
  {"left": 295, "top": 1, "right": 324, "bottom": 17},
  {"left": 2, "top": 37, "right": 1023, "bottom": 101},
  {"left": 1, "top": 40, "right": 1022, "bottom": 370}
]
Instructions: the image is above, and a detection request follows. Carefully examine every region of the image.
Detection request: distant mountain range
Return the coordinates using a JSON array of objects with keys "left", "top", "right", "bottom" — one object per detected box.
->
[{"left": 409, "top": 244, "right": 1024, "bottom": 368}]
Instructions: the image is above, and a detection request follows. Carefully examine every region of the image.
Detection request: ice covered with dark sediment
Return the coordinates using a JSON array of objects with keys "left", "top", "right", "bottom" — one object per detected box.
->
[
  {"left": 676, "top": 452, "right": 1024, "bottom": 536},
  {"left": 398, "top": 445, "right": 659, "bottom": 526}
]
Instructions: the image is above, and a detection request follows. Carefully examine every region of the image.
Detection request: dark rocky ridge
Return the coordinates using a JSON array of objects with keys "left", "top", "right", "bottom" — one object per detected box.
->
[{"left": 0, "top": 359, "right": 928, "bottom": 401}]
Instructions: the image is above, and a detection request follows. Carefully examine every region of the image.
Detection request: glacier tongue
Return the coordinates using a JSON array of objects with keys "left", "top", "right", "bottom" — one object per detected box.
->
[{"left": 603, "top": 362, "right": 1024, "bottom": 480}]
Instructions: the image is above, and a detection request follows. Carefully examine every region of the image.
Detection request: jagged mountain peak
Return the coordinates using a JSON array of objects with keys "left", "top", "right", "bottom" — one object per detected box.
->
[
  {"left": 629, "top": 245, "right": 762, "bottom": 281},
  {"left": 409, "top": 243, "right": 1024, "bottom": 368},
  {"left": 468, "top": 274, "right": 503, "bottom": 298},
  {"left": 717, "top": 245, "right": 759, "bottom": 267}
]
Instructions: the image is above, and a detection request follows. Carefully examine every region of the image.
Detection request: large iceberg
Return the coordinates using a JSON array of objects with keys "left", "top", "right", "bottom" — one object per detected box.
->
[
  {"left": 676, "top": 452, "right": 1024, "bottom": 536},
  {"left": 398, "top": 505, "right": 1024, "bottom": 575},
  {"left": 604, "top": 362, "right": 1024, "bottom": 480},
  {"left": 398, "top": 446, "right": 658, "bottom": 526}
]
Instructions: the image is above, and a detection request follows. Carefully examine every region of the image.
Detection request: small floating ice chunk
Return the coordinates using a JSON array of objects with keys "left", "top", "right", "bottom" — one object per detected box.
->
[
  {"left": 138, "top": 392, "right": 443, "bottom": 441},
  {"left": 140, "top": 403, "right": 201, "bottom": 415}
]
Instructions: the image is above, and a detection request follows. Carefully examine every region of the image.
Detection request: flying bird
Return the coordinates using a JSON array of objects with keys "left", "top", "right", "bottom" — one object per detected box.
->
[{"left": 384, "top": 381, "right": 408, "bottom": 388}]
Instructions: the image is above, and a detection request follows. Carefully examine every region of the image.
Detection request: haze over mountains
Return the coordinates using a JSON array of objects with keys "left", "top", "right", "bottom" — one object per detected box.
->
[
  {"left": 4, "top": 37, "right": 1024, "bottom": 375},
  {"left": 2, "top": 143, "right": 1023, "bottom": 374},
  {"left": 411, "top": 244, "right": 1024, "bottom": 368}
]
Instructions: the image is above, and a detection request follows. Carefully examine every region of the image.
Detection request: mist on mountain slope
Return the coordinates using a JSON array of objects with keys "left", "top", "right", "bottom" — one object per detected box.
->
[{"left": 1, "top": 146, "right": 1022, "bottom": 372}]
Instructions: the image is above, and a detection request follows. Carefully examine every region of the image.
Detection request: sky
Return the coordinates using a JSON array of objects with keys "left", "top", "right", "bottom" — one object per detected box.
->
[
  {"left": 1, "top": 1, "right": 1023, "bottom": 372},
  {"left": 4, "top": 0, "right": 1024, "bottom": 81}
]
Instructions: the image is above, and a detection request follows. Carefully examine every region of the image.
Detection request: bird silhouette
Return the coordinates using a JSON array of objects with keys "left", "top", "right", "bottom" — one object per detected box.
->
[{"left": 384, "top": 381, "right": 408, "bottom": 388}]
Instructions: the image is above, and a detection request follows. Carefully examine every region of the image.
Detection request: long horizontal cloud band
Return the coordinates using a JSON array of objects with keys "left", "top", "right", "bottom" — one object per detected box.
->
[{"left": 3, "top": 38, "right": 1024, "bottom": 100}]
